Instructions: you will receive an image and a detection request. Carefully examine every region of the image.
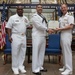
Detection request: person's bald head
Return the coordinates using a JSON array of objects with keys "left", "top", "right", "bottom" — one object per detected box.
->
[{"left": 16, "top": 6, "right": 24, "bottom": 17}]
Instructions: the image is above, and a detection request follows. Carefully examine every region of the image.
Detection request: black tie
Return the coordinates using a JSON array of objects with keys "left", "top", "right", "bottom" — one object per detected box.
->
[{"left": 38, "top": 14, "right": 47, "bottom": 24}]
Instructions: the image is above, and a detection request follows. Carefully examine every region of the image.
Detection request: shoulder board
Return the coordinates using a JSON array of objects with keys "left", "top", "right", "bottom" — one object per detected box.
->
[{"left": 68, "top": 13, "right": 72, "bottom": 16}]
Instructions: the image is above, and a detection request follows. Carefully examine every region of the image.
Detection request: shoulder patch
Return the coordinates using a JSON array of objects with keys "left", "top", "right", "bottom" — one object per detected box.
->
[{"left": 32, "top": 14, "right": 37, "bottom": 18}]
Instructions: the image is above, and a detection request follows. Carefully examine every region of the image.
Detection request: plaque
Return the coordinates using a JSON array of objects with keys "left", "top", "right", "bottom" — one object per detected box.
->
[{"left": 48, "top": 20, "right": 59, "bottom": 29}]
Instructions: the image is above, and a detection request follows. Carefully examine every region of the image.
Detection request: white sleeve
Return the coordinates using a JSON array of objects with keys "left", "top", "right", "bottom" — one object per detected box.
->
[
  {"left": 25, "top": 17, "right": 30, "bottom": 27},
  {"left": 31, "top": 16, "right": 47, "bottom": 31},
  {"left": 68, "top": 16, "right": 74, "bottom": 25},
  {"left": 6, "top": 17, "right": 13, "bottom": 29}
]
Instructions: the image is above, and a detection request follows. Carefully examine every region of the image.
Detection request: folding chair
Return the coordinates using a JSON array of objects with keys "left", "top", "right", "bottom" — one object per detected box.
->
[
  {"left": 45, "top": 34, "right": 61, "bottom": 64},
  {"left": 3, "top": 34, "right": 11, "bottom": 64}
]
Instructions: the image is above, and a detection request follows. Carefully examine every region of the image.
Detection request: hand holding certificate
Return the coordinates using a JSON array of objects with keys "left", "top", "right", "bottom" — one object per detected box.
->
[{"left": 48, "top": 21, "right": 59, "bottom": 29}]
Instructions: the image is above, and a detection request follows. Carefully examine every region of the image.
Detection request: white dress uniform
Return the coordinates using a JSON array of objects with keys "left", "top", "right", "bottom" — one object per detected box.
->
[
  {"left": 6, "top": 14, "right": 29, "bottom": 72},
  {"left": 31, "top": 13, "right": 47, "bottom": 73},
  {"left": 59, "top": 12, "right": 74, "bottom": 71}
]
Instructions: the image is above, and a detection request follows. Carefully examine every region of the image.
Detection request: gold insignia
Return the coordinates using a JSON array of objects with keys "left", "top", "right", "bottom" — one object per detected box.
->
[{"left": 64, "top": 19, "right": 67, "bottom": 21}]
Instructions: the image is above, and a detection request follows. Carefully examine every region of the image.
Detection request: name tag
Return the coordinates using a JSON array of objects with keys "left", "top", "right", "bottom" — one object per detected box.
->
[{"left": 15, "top": 20, "right": 19, "bottom": 22}]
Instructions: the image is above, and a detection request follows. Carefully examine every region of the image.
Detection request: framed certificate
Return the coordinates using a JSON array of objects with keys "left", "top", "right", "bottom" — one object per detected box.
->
[{"left": 48, "top": 20, "right": 59, "bottom": 29}]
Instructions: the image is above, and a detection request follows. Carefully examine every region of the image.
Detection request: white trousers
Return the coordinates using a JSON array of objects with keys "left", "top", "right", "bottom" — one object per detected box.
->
[
  {"left": 11, "top": 34, "right": 26, "bottom": 71},
  {"left": 61, "top": 33, "right": 72, "bottom": 71},
  {"left": 32, "top": 36, "right": 46, "bottom": 72}
]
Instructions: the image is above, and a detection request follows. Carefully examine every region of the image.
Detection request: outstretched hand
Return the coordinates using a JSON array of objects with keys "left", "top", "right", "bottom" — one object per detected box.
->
[
  {"left": 47, "top": 28, "right": 55, "bottom": 34},
  {"left": 54, "top": 28, "right": 61, "bottom": 31}
]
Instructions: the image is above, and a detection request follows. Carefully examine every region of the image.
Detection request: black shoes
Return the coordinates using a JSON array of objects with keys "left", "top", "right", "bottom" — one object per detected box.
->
[
  {"left": 33, "top": 72, "right": 41, "bottom": 75},
  {"left": 33, "top": 68, "right": 47, "bottom": 75},
  {"left": 40, "top": 69, "right": 47, "bottom": 72}
]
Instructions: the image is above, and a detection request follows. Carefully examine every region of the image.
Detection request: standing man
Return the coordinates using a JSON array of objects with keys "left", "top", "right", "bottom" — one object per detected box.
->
[
  {"left": 6, "top": 6, "right": 29, "bottom": 75},
  {"left": 31, "top": 4, "right": 53, "bottom": 75},
  {"left": 55, "top": 4, "right": 74, "bottom": 75}
]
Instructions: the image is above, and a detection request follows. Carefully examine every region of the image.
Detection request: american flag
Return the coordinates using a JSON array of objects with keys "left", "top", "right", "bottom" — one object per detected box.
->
[
  {"left": 58, "top": 6, "right": 61, "bottom": 17},
  {"left": 0, "top": 2, "right": 6, "bottom": 50}
]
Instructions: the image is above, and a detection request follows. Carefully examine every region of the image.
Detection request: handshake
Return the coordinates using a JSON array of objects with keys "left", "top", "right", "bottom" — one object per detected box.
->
[{"left": 47, "top": 28, "right": 61, "bottom": 34}]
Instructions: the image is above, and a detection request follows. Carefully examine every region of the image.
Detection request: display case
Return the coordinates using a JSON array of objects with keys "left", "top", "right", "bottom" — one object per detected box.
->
[{"left": 8, "top": 8, "right": 56, "bottom": 38}]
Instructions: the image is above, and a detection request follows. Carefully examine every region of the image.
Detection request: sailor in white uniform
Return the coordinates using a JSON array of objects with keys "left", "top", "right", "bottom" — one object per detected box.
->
[
  {"left": 31, "top": 4, "right": 53, "bottom": 75},
  {"left": 6, "top": 6, "right": 29, "bottom": 75},
  {"left": 55, "top": 4, "right": 74, "bottom": 75}
]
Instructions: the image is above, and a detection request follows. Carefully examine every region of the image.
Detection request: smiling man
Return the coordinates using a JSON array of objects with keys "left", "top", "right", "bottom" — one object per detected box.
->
[
  {"left": 6, "top": 6, "right": 29, "bottom": 75},
  {"left": 31, "top": 4, "right": 53, "bottom": 75},
  {"left": 55, "top": 4, "right": 74, "bottom": 75}
]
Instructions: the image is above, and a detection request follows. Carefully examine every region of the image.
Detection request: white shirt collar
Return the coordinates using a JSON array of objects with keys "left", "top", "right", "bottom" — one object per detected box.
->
[{"left": 62, "top": 12, "right": 68, "bottom": 17}]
